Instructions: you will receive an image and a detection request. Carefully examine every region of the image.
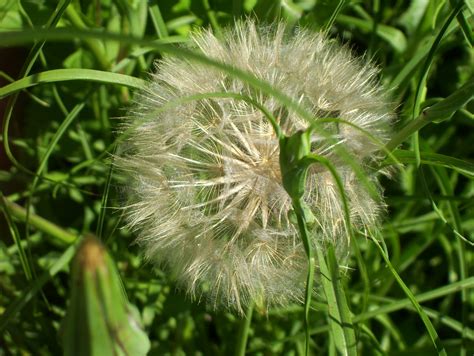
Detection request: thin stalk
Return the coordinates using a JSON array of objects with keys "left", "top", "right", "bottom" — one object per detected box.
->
[
  {"left": 292, "top": 197, "right": 315, "bottom": 356},
  {"left": 0, "top": 192, "right": 33, "bottom": 280},
  {"left": 235, "top": 302, "right": 254, "bottom": 356},
  {"left": 1, "top": 197, "right": 77, "bottom": 245}
]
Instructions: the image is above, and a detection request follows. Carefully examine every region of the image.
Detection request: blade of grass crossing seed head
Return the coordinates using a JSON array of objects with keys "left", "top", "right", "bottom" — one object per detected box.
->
[
  {"left": 305, "top": 153, "right": 357, "bottom": 355},
  {"left": 0, "top": 28, "right": 378, "bottom": 202},
  {"left": 280, "top": 129, "right": 358, "bottom": 355},
  {"left": 279, "top": 129, "right": 314, "bottom": 355}
]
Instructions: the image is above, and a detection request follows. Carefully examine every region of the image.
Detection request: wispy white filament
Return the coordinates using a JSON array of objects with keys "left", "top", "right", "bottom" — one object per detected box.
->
[{"left": 117, "top": 20, "right": 392, "bottom": 313}]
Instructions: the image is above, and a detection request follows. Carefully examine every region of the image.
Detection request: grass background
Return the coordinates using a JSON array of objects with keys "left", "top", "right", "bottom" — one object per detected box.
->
[{"left": 0, "top": 0, "right": 473, "bottom": 354}]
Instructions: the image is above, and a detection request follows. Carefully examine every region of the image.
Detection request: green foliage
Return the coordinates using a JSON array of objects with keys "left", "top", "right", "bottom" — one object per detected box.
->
[{"left": 0, "top": 0, "right": 473, "bottom": 355}]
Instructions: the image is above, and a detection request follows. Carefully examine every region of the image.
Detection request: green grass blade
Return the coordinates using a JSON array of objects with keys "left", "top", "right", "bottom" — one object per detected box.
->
[
  {"left": 290, "top": 197, "right": 316, "bottom": 356},
  {"left": 450, "top": 0, "right": 474, "bottom": 46},
  {"left": 64, "top": 5, "right": 110, "bottom": 70},
  {"left": 385, "top": 79, "right": 474, "bottom": 151},
  {"left": 203, "top": 0, "right": 223, "bottom": 38},
  {"left": 383, "top": 149, "right": 474, "bottom": 179},
  {"left": 304, "top": 153, "right": 357, "bottom": 355},
  {"left": 287, "top": 277, "right": 474, "bottom": 338},
  {"left": 317, "top": 245, "right": 358, "bottom": 356},
  {"left": 24, "top": 103, "right": 85, "bottom": 239},
  {"left": 96, "top": 147, "right": 115, "bottom": 240},
  {"left": 0, "top": 69, "right": 146, "bottom": 99},
  {"left": 149, "top": 3, "right": 169, "bottom": 38},
  {"left": 323, "top": 0, "right": 348, "bottom": 32},
  {"left": 0, "top": 193, "right": 33, "bottom": 281},
  {"left": 389, "top": 20, "right": 460, "bottom": 89},
  {"left": 1, "top": 0, "right": 71, "bottom": 175},
  {"left": 0, "top": 242, "right": 79, "bottom": 332},
  {"left": 411, "top": 3, "right": 463, "bottom": 167},
  {"left": 430, "top": 165, "right": 469, "bottom": 353},
  {"left": 368, "top": 235, "right": 447, "bottom": 355}
]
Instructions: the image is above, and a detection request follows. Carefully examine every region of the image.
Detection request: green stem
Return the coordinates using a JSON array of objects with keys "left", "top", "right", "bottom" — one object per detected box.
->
[
  {"left": 1, "top": 197, "right": 78, "bottom": 245},
  {"left": 292, "top": 197, "right": 315, "bottom": 356},
  {"left": 235, "top": 302, "right": 254, "bottom": 356}
]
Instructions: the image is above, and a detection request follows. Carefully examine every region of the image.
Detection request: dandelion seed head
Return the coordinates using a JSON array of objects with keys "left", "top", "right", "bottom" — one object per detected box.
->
[{"left": 117, "top": 20, "right": 393, "bottom": 313}]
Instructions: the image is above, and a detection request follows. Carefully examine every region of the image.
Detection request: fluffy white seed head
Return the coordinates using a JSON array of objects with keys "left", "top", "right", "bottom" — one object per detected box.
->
[{"left": 117, "top": 20, "right": 392, "bottom": 313}]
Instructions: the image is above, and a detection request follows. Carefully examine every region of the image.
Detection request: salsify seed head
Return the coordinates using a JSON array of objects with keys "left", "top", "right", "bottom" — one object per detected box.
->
[{"left": 117, "top": 20, "right": 393, "bottom": 313}]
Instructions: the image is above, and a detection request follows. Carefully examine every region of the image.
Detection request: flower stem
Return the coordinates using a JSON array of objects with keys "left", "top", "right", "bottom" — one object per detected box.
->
[
  {"left": 292, "top": 197, "right": 315, "bottom": 356},
  {"left": 235, "top": 301, "right": 254, "bottom": 356}
]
